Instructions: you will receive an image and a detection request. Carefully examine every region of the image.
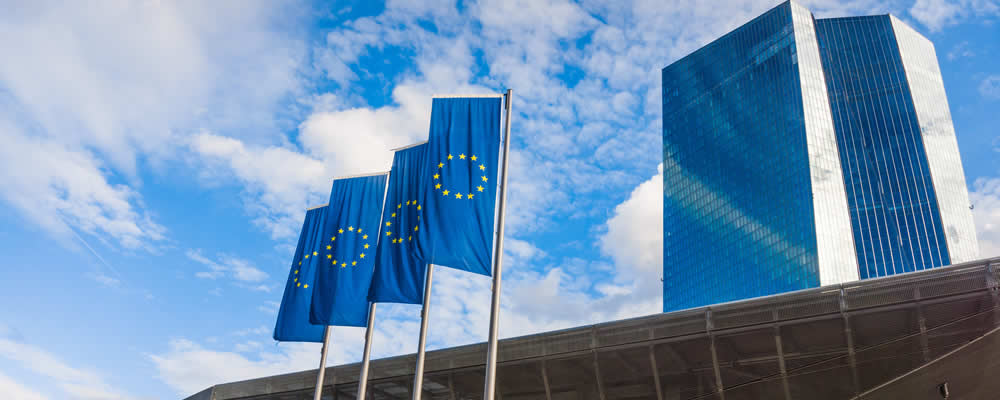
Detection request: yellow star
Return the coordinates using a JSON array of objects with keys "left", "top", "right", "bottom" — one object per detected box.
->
[
  {"left": 298, "top": 261, "right": 301, "bottom": 265},
  {"left": 438, "top": 162, "right": 444, "bottom": 168},
  {"left": 442, "top": 189, "right": 450, "bottom": 196},
  {"left": 435, "top": 183, "right": 442, "bottom": 189},
  {"left": 481, "top": 176, "right": 488, "bottom": 182},
  {"left": 398, "top": 203, "right": 402, "bottom": 209},
  {"left": 468, "top": 193, "right": 474, "bottom": 199},
  {"left": 391, "top": 212, "right": 396, "bottom": 217},
  {"left": 414, "top": 226, "right": 418, "bottom": 231},
  {"left": 352, "top": 261, "right": 357, "bottom": 266},
  {"left": 331, "top": 236, "right": 336, "bottom": 241},
  {"left": 408, "top": 236, "right": 412, "bottom": 241},
  {"left": 455, "top": 193, "right": 463, "bottom": 199},
  {"left": 479, "top": 164, "right": 486, "bottom": 171},
  {"left": 411, "top": 200, "right": 416, "bottom": 204},
  {"left": 303, "top": 284, "right": 308, "bottom": 289},
  {"left": 294, "top": 270, "right": 299, "bottom": 274},
  {"left": 417, "top": 205, "right": 421, "bottom": 210},
  {"left": 363, "top": 234, "right": 368, "bottom": 240},
  {"left": 294, "top": 277, "right": 297, "bottom": 282},
  {"left": 333, "top": 260, "right": 337, "bottom": 265},
  {"left": 304, "top": 254, "right": 310, "bottom": 259},
  {"left": 327, "top": 254, "right": 332, "bottom": 259},
  {"left": 348, "top": 226, "right": 354, "bottom": 231},
  {"left": 364, "top": 243, "right": 369, "bottom": 249},
  {"left": 447, "top": 154, "right": 453, "bottom": 160},
  {"left": 386, "top": 221, "right": 392, "bottom": 227},
  {"left": 360, "top": 253, "right": 365, "bottom": 258},
  {"left": 341, "top": 263, "right": 347, "bottom": 268},
  {"left": 297, "top": 283, "right": 301, "bottom": 287},
  {"left": 433, "top": 173, "right": 440, "bottom": 179},
  {"left": 459, "top": 154, "right": 466, "bottom": 159},
  {"left": 386, "top": 231, "right": 392, "bottom": 236},
  {"left": 326, "top": 245, "right": 331, "bottom": 250},
  {"left": 357, "top": 228, "right": 362, "bottom": 233},
  {"left": 471, "top": 155, "right": 478, "bottom": 161},
  {"left": 313, "top": 251, "right": 318, "bottom": 256},
  {"left": 406, "top": 200, "right": 410, "bottom": 205},
  {"left": 338, "top": 228, "right": 344, "bottom": 234},
  {"left": 477, "top": 185, "right": 484, "bottom": 192}
]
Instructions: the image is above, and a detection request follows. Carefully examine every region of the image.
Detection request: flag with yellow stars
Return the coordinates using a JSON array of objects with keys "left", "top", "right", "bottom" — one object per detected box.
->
[
  {"left": 273, "top": 206, "right": 328, "bottom": 342},
  {"left": 369, "top": 143, "right": 429, "bottom": 304},
  {"left": 309, "top": 173, "right": 387, "bottom": 326},
  {"left": 413, "top": 96, "right": 502, "bottom": 276}
]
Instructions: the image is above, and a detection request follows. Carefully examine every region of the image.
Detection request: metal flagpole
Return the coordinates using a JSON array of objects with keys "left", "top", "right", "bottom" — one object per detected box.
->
[
  {"left": 483, "top": 89, "right": 513, "bottom": 400},
  {"left": 356, "top": 302, "right": 377, "bottom": 400},
  {"left": 411, "top": 264, "right": 435, "bottom": 399},
  {"left": 313, "top": 326, "right": 332, "bottom": 400},
  {"left": 358, "top": 171, "right": 391, "bottom": 400}
]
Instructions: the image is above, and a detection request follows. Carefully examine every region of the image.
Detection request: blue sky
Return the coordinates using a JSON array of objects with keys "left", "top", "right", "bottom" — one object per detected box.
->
[{"left": 0, "top": 0, "right": 998, "bottom": 398}]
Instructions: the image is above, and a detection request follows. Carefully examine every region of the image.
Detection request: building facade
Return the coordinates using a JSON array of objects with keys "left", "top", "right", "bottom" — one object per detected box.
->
[
  {"left": 662, "top": 1, "right": 978, "bottom": 312},
  {"left": 815, "top": 15, "right": 979, "bottom": 279}
]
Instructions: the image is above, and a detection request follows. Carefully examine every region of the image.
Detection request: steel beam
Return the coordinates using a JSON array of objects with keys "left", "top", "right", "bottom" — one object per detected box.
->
[
  {"left": 840, "top": 289, "right": 861, "bottom": 396},
  {"left": 649, "top": 345, "right": 664, "bottom": 400},
  {"left": 593, "top": 351, "right": 607, "bottom": 400},
  {"left": 540, "top": 359, "right": 552, "bottom": 400},
  {"left": 707, "top": 309, "right": 725, "bottom": 400},
  {"left": 774, "top": 326, "right": 792, "bottom": 400}
]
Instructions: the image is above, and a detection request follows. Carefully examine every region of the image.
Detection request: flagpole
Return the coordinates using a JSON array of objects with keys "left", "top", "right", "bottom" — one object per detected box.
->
[
  {"left": 411, "top": 264, "right": 434, "bottom": 399},
  {"left": 313, "top": 326, "right": 332, "bottom": 400},
  {"left": 359, "top": 171, "right": 391, "bottom": 400},
  {"left": 483, "top": 89, "right": 513, "bottom": 400},
  {"left": 356, "top": 302, "right": 377, "bottom": 400}
]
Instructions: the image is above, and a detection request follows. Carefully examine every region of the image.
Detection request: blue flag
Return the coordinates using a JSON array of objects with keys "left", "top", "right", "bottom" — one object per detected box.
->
[
  {"left": 310, "top": 174, "right": 388, "bottom": 326},
  {"left": 415, "top": 97, "right": 502, "bottom": 276},
  {"left": 273, "top": 206, "right": 328, "bottom": 342},
  {"left": 369, "top": 143, "right": 429, "bottom": 304}
]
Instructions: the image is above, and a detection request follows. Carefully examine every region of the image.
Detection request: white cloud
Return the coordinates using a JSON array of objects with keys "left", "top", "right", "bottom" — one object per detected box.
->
[
  {"left": 0, "top": 121, "right": 166, "bottom": 250},
  {"left": 0, "top": 337, "right": 132, "bottom": 400},
  {"left": 971, "top": 176, "right": 1000, "bottom": 258},
  {"left": 947, "top": 40, "right": 975, "bottom": 60},
  {"left": 0, "top": 372, "right": 47, "bottom": 400},
  {"left": 980, "top": 75, "right": 1000, "bottom": 100},
  {"left": 909, "top": 0, "right": 1000, "bottom": 31},
  {"left": 0, "top": 0, "right": 309, "bottom": 249},
  {"left": 190, "top": 132, "right": 331, "bottom": 239},
  {"left": 258, "top": 301, "right": 281, "bottom": 315},
  {"left": 187, "top": 249, "right": 269, "bottom": 283},
  {"left": 150, "top": 338, "right": 321, "bottom": 397}
]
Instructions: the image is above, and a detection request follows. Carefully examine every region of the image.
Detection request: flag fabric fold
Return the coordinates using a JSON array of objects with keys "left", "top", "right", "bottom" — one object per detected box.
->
[
  {"left": 414, "top": 97, "right": 503, "bottom": 276},
  {"left": 369, "top": 144, "right": 429, "bottom": 304},
  {"left": 273, "top": 206, "right": 328, "bottom": 342},
  {"left": 310, "top": 174, "right": 388, "bottom": 326}
]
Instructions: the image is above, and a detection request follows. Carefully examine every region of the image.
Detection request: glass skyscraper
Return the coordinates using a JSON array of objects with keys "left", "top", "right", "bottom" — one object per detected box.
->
[{"left": 662, "top": 1, "right": 978, "bottom": 312}]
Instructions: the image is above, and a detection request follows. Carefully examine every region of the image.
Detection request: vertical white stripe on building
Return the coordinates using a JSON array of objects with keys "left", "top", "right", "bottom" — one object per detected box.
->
[
  {"left": 889, "top": 16, "right": 980, "bottom": 263},
  {"left": 790, "top": 2, "right": 860, "bottom": 285}
]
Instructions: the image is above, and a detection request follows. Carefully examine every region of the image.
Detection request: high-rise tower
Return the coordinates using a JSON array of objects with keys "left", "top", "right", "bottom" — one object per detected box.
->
[
  {"left": 815, "top": 15, "right": 979, "bottom": 279},
  {"left": 662, "top": 1, "right": 978, "bottom": 312}
]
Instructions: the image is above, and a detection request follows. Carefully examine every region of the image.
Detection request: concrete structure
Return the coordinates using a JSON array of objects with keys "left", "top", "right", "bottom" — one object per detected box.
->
[
  {"left": 661, "top": 1, "right": 978, "bottom": 311},
  {"left": 184, "top": 256, "right": 1000, "bottom": 400}
]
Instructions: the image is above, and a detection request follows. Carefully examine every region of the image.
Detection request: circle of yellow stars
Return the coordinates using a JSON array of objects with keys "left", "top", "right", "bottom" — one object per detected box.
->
[
  {"left": 434, "top": 153, "right": 486, "bottom": 201},
  {"left": 322, "top": 225, "right": 371, "bottom": 269},
  {"left": 385, "top": 200, "right": 420, "bottom": 244}
]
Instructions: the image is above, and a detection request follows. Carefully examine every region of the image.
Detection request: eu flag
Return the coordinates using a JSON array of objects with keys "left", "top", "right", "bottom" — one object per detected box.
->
[
  {"left": 310, "top": 174, "right": 388, "bottom": 326},
  {"left": 273, "top": 206, "right": 328, "bottom": 342},
  {"left": 414, "top": 97, "right": 502, "bottom": 276},
  {"left": 369, "top": 143, "right": 428, "bottom": 304}
]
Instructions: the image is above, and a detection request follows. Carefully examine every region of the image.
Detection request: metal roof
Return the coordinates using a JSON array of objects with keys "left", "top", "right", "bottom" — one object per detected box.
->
[{"left": 186, "top": 256, "right": 1000, "bottom": 400}]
